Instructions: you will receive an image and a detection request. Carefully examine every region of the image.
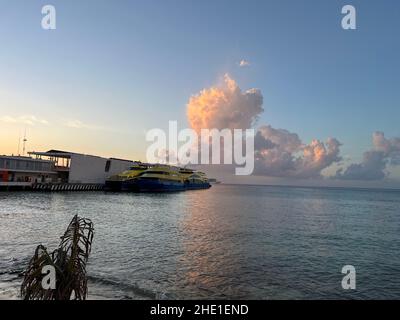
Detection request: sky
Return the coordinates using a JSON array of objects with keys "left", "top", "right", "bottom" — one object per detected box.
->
[{"left": 0, "top": 0, "right": 400, "bottom": 187}]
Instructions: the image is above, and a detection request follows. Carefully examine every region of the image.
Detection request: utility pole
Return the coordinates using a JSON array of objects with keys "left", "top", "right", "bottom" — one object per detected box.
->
[
  {"left": 22, "top": 128, "right": 27, "bottom": 156},
  {"left": 17, "top": 130, "right": 21, "bottom": 155}
]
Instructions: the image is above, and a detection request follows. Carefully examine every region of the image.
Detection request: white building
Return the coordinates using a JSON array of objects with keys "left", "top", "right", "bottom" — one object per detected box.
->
[{"left": 29, "top": 150, "right": 134, "bottom": 184}]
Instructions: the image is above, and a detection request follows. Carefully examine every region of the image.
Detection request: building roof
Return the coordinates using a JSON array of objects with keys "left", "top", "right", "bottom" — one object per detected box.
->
[
  {"left": 0, "top": 155, "right": 54, "bottom": 163},
  {"left": 29, "top": 150, "right": 134, "bottom": 163},
  {"left": 47, "top": 149, "right": 75, "bottom": 154},
  {"left": 110, "top": 157, "right": 134, "bottom": 163},
  {"left": 29, "top": 150, "right": 76, "bottom": 159}
]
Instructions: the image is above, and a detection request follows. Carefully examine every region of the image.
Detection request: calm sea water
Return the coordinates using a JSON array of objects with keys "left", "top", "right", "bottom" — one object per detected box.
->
[{"left": 1, "top": 185, "right": 399, "bottom": 300}]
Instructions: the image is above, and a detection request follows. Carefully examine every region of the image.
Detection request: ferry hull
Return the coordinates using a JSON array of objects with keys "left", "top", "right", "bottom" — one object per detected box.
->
[
  {"left": 185, "top": 182, "right": 212, "bottom": 190},
  {"left": 122, "top": 179, "right": 211, "bottom": 192},
  {"left": 121, "top": 179, "right": 140, "bottom": 192},
  {"left": 127, "top": 178, "right": 186, "bottom": 192},
  {"left": 104, "top": 180, "right": 123, "bottom": 191}
]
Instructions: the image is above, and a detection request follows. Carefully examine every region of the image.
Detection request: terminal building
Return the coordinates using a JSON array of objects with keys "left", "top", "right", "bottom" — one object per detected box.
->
[
  {"left": 29, "top": 150, "right": 134, "bottom": 184},
  {"left": 0, "top": 150, "right": 134, "bottom": 190},
  {"left": 0, "top": 155, "right": 58, "bottom": 189}
]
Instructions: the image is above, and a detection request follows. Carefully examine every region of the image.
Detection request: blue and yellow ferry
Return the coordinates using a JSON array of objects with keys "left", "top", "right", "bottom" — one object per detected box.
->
[
  {"left": 121, "top": 166, "right": 211, "bottom": 192},
  {"left": 105, "top": 162, "right": 149, "bottom": 191}
]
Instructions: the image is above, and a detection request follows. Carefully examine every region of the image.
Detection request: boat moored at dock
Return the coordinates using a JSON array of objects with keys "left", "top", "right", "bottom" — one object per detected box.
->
[
  {"left": 123, "top": 166, "right": 186, "bottom": 192},
  {"left": 105, "top": 162, "right": 149, "bottom": 191},
  {"left": 120, "top": 166, "right": 211, "bottom": 192},
  {"left": 184, "top": 172, "right": 211, "bottom": 190}
]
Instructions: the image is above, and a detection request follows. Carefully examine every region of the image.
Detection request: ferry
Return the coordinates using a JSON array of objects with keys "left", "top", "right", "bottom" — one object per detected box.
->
[
  {"left": 105, "top": 162, "right": 149, "bottom": 191},
  {"left": 121, "top": 166, "right": 211, "bottom": 192},
  {"left": 123, "top": 166, "right": 186, "bottom": 192},
  {"left": 178, "top": 168, "right": 211, "bottom": 190},
  {"left": 184, "top": 172, "right": 211, "bottom": 190}
]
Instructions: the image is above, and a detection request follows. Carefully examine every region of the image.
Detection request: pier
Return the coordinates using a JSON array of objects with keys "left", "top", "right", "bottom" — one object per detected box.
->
[
  {"left": 31, "top": 183, "right": 104, "bottom": 192},
  {"left": 0, "top": 182, "right": 104, "bottom": 192}
]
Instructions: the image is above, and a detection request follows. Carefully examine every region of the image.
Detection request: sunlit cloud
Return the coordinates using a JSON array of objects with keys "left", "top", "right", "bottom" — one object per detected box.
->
[
  {"left": 187, "top": 74, "right": 263, "bottom": 133},
  {"left": 64, "top": 119, "right": 104, "bottom": 130},
  {"left": 254, "top": 126, "right": 342, "bottom": 178},
  {"left": 239, "top": 59, "right": 250, "bottom": 67},
  {"left": 0, "top": 115, "right": 49, "bottom": 126},
  {"left": 64, "top": 119, "right": 125, "bottom": 134},
  {"left": 186, "top": 74, "right": 342, "bottom": 179},
  {"left": 335, "top": 131, "right": 400, "bottom": 180}
]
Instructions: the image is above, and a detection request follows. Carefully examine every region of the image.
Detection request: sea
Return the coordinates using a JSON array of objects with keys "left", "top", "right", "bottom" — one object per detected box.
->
[{"left": 1, "top": 184, "right": 399, "bottom": 300}]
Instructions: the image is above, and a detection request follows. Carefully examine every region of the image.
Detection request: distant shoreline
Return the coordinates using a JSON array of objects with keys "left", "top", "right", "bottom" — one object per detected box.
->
[{"left": 219, "top": 183, "right": 400, "bottom": 193}]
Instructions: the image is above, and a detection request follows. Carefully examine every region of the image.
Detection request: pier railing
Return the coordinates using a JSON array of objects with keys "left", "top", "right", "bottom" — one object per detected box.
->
[
  {"left": 0, "top": 182, "right": 104, "bottom": 192},
  {"left": 31, "top": 183, "right": 104, "bottom": 192}
]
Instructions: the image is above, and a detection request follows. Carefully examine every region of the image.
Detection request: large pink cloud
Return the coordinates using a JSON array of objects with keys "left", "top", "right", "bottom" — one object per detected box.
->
[
  {"left": 187, "top": 74, "right": 263, "bottom": 133},
  {"left": 186, "top": 75, "right": 342, "bottom": 178},
  {"left": 254, "top": 126, "right": 341, "bottom": 178}
]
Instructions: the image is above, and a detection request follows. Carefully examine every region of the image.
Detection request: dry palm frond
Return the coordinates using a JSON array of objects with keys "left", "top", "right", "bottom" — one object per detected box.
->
[
  {"left": 21, "top": 215, "right": 94, "bottom": 300},
  {"left": 57, "top": 215, "right": 94, "bottom": 299}
]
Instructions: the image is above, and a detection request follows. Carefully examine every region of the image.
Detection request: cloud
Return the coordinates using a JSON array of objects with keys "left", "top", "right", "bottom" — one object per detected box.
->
[
  {"left": 335, "top": 131, "right": 400, "bottom": 180},
  {"left": 372, "top": 131, "right": 400, "bottom": 165},
  {"left": 254, "top": 125, "right": 342, "bottom": 178},
  {"left": 187, "top": 74, "right": 263, "bottom": 133},
  {"left": 239, "top": 59, "right": 251, "bottom": 67},
  {"left": 65, "top": 120, "right": 103, "bottom": 130},
  {"left": 335, "top": 151, "right": 386, "bottom": 181},
  {"left": 0, "top": 115, "right": 48, "bottom": 126},
  {"left": 186, "top": 74, "right": 342, "bottom": 179}
]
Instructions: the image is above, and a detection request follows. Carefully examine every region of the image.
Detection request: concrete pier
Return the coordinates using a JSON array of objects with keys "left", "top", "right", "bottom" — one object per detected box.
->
[
  {"left": 0, "top": 183, "right": 104, "bottom": 192},
  {"left": 31, "top": 183, "right": 104, "bottom": 192}
]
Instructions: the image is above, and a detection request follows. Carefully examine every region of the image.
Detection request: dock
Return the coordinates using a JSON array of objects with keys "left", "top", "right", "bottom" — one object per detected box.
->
[
  {"left": 31, "top": 183, "right": 104, "bottom": 192},
  {"left": 0, "top": 182, "right": 104, "bottom": 192}
]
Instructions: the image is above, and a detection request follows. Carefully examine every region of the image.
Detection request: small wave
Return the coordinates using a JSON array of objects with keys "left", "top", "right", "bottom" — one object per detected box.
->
[
  {"left": 0, "top": 257, "right": 29, "bottom": 278},
  {"left": 0, "top": 270, "right": 23, "bottom": 277},
  {"left": 0, "top": 273, "right": 164, "bottom": 300},
  {"left": 1, "top": 263, "right": 169, "bottom": 300}
]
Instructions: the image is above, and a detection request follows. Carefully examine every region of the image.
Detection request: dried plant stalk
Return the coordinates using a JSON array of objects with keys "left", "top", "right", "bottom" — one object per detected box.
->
[{"left": 21, "top": 215, "right": 94, "bottom": 300}]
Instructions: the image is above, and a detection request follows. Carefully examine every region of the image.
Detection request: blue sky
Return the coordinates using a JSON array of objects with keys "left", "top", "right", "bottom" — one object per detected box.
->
[{"left": 1, "top": 0, "right": 400, "bottom": 185}]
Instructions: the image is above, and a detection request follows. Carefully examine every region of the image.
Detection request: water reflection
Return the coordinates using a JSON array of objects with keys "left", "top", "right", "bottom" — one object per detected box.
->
[{"left": 178, "top": 188, "right": 267, "bottom": 299}]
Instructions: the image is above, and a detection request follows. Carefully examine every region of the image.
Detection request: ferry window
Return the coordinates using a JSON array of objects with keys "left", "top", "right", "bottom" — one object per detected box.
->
[{"left": 105, "top": 160, "right": 111, "bottom": 172}]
